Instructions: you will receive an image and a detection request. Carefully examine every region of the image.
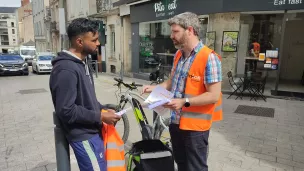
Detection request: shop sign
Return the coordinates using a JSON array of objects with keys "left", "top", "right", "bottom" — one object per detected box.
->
[
  {"left": 274, "top": 0, "right": 302, "bottom": 5},
  {"left": 154, "top": 0, "right": 177, "bottom": 18}
]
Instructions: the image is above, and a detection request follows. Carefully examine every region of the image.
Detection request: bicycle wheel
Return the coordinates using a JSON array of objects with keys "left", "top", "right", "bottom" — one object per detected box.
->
[
  {"left": 104, "top": 104, "right": 130, "bottom": 143},
  {"left": 155, "top": 117, "right": 171, "bottom": 147}
]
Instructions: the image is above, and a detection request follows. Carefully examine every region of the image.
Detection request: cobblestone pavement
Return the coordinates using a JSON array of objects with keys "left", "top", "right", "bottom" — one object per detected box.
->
[{"left": 1, "top": 72, "right": 304, "bottom": 171}]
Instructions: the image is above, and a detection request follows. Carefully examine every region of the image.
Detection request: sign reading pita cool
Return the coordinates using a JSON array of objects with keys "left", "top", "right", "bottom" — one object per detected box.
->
[
  {"left": 154, "top": 0, "right": 177, "bottom": 18},
  {"left": 274, "top": 0, "right": 302, "bottom": 5}
]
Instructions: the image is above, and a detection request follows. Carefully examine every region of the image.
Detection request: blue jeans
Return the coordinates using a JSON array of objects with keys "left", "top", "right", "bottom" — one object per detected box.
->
[
  {"left": 70, "top": 134, "right": 107, "bottom": 171},
  {"left": 169, "top": 124, "right": 209, "bottom": 171}
]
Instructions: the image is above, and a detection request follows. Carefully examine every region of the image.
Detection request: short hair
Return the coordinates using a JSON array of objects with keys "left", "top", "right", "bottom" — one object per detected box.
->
[
  {"left": 168, "top": 12, "right": 201, "bottom": 36},
  {"left": 67, "top": 18, "right": 99, "bottom": 41}
]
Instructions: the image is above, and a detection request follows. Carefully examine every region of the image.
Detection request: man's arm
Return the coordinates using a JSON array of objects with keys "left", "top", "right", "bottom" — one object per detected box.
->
[
  {"left": 53, "top": 70, "right": 101, "bottom": 125},
  {"left": 188, "top": 82, "right": 221, "bottom": 106}
]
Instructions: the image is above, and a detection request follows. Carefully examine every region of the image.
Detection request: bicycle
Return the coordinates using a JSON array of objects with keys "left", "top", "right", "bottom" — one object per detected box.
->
[{"left": 104, "top": 78, "right": 171, "bottom": 146}]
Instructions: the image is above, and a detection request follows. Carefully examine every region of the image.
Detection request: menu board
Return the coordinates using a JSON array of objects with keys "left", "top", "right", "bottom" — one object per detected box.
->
[{"left": 263, "top": 50, "right": 279, "bottom": 70}]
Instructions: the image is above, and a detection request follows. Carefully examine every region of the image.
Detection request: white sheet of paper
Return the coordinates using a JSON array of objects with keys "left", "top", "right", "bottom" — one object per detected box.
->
[
  {"left": 115, "top": 107, "right": 132, "bottom": 116},
  {"left": 144, "top": 85, "right": 174, "bottom": 115}
]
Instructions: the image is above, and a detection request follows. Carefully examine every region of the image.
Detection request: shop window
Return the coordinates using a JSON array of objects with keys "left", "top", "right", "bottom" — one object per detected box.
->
[
  {"left": 240, "top": 14, "right": 283, "bottom": 57},
  {"left": 139, "top": 20, "right": 175, "bottom": 74},
  {"left": 238, "top": 13, "right": 283, "bottom": 79}
]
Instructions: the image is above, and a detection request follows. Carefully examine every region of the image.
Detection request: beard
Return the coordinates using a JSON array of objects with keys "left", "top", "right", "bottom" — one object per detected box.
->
[
  {"left": 173, "top": 33, "right": 187, "bottom": 49},
  {"left": 82, "top": 44, "right": 97, "bottom": 56}
]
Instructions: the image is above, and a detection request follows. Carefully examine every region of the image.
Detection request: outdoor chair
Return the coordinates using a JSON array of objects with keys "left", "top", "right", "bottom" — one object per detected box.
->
[{"left": 227, "top": 71, "right": 244, "bottom": 100}]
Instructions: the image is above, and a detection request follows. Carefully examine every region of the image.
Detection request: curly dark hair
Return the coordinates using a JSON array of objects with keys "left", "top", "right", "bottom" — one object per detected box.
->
[{"left": 67, "top": 18, "right": 99, "bottom": 41}]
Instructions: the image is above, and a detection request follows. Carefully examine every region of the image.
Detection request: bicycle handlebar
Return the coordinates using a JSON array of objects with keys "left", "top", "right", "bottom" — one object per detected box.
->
[{"left": 113, "top": 78, "right": 143, "bottom": 90}]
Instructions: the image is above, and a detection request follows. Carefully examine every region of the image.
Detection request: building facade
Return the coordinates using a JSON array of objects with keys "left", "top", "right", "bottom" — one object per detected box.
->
[
  {"left": 113, "top": 0, "right": 304, "bottom": 95},
  {"left": 50, "top": 0, "right": 60, "bottom": 52},
  {"left": 90, "top": 0, "right": 132, "bottom": 75},
  {"left": 0, "top": 7, "right": 19, "bottom": 53},
  {"left": 17, "top": 2, "right": 34, "bottom": 45},
  {"left": 32, "top": 0, "right": 52, "bottom": 52}
]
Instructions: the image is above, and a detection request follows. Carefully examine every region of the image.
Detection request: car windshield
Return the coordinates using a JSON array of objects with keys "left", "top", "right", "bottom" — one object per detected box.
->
[
  {"left": 0, "top": 55, "right": 23, "bottom": 60},
  {"left": 21, "top": 50, "right": 36, "bottom": 56},
  {"left": 39, "top": 56, "right": 54, "bottom": 61}
]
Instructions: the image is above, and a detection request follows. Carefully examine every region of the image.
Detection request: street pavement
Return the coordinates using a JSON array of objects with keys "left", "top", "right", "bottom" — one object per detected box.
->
[{"left": 0, "top": 70, "right": 304, "bottom": 171}]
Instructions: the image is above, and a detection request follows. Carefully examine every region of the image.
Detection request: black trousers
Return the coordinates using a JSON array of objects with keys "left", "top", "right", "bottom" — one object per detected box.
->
[{"left": 169, "top": 124, "right": 209, "bottom": 171}]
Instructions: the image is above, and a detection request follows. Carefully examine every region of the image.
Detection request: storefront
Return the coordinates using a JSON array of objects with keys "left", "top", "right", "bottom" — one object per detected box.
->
[
  {"left": 127, "top": 0, "right": 304, "bottom": 95},
  {"left": 129, "top": 0, "right": 215, "bottom": 77}
]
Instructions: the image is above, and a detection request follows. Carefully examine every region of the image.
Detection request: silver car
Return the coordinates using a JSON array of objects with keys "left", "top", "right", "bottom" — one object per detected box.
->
[{"left": 32, "top": 55, "right": 55, "bottom": 74}]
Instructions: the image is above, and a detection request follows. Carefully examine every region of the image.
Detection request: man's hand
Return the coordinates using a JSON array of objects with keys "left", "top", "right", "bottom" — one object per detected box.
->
[
  {"left": 163, "top": 98, "right": 185, "bottom": 111},
  {"left": 101, "top": 109, "right": 121, "bottom": 125},
  {"left": 141, "top": 85, "right": 155, "bottom": 94}
]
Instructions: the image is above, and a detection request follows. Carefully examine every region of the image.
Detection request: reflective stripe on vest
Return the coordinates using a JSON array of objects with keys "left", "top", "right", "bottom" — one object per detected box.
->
[
  {"left": 107, "top": 142, "right": 124, "bottom": 152},
  {"left": 107, "top": 160, "right": 126, "bottom": 167},
  {"left": 215, "top": 105, "right": 222, "bottom": 112},
  {"left": 181, "top": 111, "right": 212, "bottom": 120}
]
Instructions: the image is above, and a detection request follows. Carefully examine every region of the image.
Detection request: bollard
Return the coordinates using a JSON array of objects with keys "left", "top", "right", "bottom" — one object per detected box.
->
[
  {"left": 95, "top": 61, "right": 98, "bottom": 78},
  {"left": 53, "top": 112, "right": 71, "bottom": 171}
]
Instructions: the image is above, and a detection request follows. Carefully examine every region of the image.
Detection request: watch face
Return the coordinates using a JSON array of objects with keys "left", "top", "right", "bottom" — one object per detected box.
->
[{"left": 185, "top": 102, "right": 190, "bottom": 107}]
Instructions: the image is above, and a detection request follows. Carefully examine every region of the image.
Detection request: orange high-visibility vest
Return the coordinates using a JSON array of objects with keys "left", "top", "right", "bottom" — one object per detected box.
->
[
  {"left": 173, "top": 46, "right": 223, "bottom": 131},
  {"left": 101, "top": 111, "right": 126, "bottom": 171}
]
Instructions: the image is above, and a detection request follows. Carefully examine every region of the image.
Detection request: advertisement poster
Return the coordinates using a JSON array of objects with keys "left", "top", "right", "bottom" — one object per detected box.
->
[{"left": 222, "top": 31, "right": 239, "bottom": 52}]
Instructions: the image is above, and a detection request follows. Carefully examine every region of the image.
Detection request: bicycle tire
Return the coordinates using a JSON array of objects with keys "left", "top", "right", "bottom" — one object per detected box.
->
[{"left": 104, "top": 104, "right": 130, "bottom": 143}]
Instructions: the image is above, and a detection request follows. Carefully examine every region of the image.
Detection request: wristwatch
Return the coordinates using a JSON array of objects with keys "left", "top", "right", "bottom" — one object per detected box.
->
[{"left": 184, "top": 98, "right": 190, "bottom": 107}]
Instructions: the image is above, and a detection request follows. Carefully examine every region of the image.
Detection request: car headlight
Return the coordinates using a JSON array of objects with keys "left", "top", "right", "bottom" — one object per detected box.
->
[
  {"left": 39, "top": 64, "right": 45, "bottom": 67},
  {"left": 22, "top": 63, "right": 28, "bottom": 67},
  {"left": 0, "top": 64, "right": 3, "bottom": 67}
]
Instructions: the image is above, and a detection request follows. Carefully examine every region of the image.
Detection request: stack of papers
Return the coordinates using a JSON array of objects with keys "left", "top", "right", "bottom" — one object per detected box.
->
[
  {"left": 115, "top": 107, "right": 132, "bottom": 116},
  {"left": 143, "top": 86, "right": 173, "bottom": 115}
]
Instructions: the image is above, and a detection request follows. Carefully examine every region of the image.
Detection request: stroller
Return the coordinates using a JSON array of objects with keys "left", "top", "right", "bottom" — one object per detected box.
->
[{"left": 125, "top": 100, "right": 175, "bottom": 171}]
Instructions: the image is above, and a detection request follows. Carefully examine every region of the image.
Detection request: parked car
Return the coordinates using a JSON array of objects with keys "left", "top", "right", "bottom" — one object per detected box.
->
[
  {"left": 32, "top": 54, "right": 55, "bottom": 74},
  {"left": 0, "top": 55, "right": 29, "bottom": 76}
]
